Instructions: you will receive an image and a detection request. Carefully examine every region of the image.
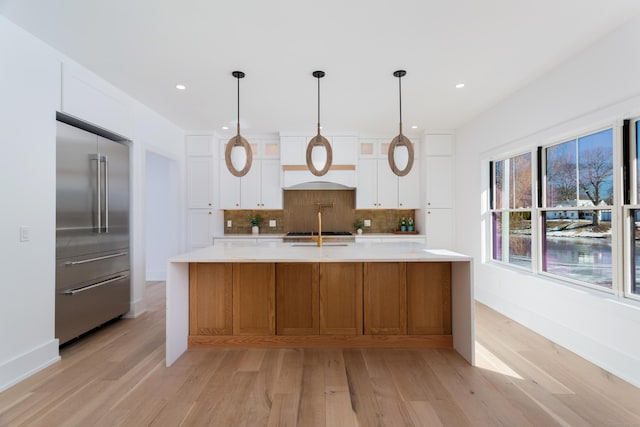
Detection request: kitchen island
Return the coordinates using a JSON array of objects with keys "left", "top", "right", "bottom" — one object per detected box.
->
[{"left": 166, "top": 242, "right": 474, "bottom": 366}]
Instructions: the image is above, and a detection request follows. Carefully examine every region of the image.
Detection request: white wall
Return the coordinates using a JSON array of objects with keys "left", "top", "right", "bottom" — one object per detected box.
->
[
  {"left": 0, "top": 15, "right": 186, "bottom": 392},
  {"left": 0, "top": 14, "right": 61, "bottom": 392},
  {"left": 455, "top": 15, "right": 640, "bottom": 387},
  {"left": 145, "top": 152, "right": 181, "bottom": 281}
]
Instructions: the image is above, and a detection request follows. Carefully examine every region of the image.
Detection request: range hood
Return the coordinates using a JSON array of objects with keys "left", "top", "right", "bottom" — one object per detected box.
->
[{"left": 282, "top": 165, "right": 356, "bottom": 189}]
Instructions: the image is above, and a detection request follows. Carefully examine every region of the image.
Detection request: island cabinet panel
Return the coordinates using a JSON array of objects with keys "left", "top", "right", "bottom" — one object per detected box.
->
[
  {"left": 276, "top": 263, "right": 319, "bottom": 335},
  {"left": 232, "top": 263, "right": 276, "bottom": 335},
  {"left": 189, "top": 263, "right": 233, "bottom": 335},
  {"left": 364, "top": 262, "right": 407, "bottom": 334},
  {"left": 319, "top": 262, "right": 363, "bottom": 335},
  {"left": 407, "top": 262, "right": 452, "bottom": 335}
]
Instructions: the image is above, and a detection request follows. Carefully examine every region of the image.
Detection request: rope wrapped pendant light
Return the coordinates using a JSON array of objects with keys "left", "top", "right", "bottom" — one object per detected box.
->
[
  {"left": 388, "top": 70, "right": 414, "bottom": 176},
  {"left": 306, "top": 70, "right": 332, "bottom": 176},
  {"left": 225, "top": 70, "right": 253, "bottom": 177}
]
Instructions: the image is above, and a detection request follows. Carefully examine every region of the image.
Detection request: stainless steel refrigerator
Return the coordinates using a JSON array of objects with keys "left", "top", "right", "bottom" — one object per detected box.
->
[{"left": 56, "top": 120, "right": 130, "bottom": 345}]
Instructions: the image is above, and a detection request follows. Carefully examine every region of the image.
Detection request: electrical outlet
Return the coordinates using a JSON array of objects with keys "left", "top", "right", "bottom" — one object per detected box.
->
[
  {"left": 227, "top": 220, "right": 232, "bottom": 228},
  {"left": 364, "top": 219, "right": 371, "bottom": 227},
  {"left": 269, "top": 220, "right": 276, "bottom": 227}
]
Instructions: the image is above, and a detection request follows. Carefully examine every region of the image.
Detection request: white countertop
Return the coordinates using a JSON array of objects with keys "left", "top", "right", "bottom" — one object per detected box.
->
[{"left": 170, "top": 241, "right": 469, "bottom": 263}]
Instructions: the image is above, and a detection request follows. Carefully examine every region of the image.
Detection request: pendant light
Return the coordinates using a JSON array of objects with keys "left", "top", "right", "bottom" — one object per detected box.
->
[
  {"left": 306, "top": 70, "right": 332, "bottom": 176},
  {"left": 225, "top": 70, "right": 253, "bottom": 177},
  {"left": 388, "top": 70, "right": 414, "bottom": 176}
]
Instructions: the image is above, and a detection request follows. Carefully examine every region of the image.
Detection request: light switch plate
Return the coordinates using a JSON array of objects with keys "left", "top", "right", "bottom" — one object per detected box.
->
[
  {"left": 20, "top": 226, "right": 30, "bottom": 242},
  {"left": 364, "top": 219, "right": 371, "bottom": 227},
  {"left": 227, "top": 220, "right": 232, "bottom": 228},
  {"left": 269, "top": 220, "right": 276, "bottom": 227}
]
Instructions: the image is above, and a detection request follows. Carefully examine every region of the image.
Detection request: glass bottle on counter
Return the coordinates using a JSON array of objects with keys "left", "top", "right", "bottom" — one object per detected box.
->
[
  {"left": 401, "top": 217, "right": 407, "bottom": 232},
  {"left": 408, "top": 217, "right": 414, "bottom": 232}
]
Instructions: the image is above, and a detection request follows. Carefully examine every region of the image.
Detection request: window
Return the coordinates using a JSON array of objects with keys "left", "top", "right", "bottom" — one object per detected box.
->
[
  {"left": 627, "top": 120, "right": 640, "bottom": 298},
  {"left": 541, "top": 129, "right": 614, "bottom": 288},
  {"left": 490, "top": 152, "right": 533, "bottom": 269}
]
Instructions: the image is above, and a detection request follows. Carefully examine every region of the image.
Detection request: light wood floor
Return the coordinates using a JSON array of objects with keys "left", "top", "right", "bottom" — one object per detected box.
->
[{"left": 1, "top": 282, "right": 639, "bottom": 426}]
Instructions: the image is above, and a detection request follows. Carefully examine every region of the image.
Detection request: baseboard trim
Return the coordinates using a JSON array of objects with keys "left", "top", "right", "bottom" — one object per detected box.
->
[
  {"left": 0, "top": 339, "right": 60, "bottom": 393},
  {"left": 124, "top": 297, "right": 146, "bottom": 319}
]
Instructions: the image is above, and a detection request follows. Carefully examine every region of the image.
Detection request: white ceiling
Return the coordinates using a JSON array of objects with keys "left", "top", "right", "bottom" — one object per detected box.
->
[{"left": 2, "top": 0, "right": 640, "bottom": 137}]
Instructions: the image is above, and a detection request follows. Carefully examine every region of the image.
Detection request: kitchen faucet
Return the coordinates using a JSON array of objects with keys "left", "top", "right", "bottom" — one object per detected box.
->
[{"left": 314, "top": 203, "right": 334, "bottom": 247}]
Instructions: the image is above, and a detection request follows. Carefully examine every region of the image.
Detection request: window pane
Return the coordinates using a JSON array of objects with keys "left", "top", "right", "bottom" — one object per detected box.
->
[
  {"left": 636, "top": 121, "right": 640, "bottom": 203},
  {"left": 578, "top": 129, "right": 613, "bottom": 206},
  {"left": 542, "top": 210, "right": 612, "bottom": 287},
  {"left": 509, "top": 153, "right": 532, "bottom": 208},
  {"left": 492, "top": 211, "right": 532, "bottom": 268},
  {"left": 492, "top": 212, "right": 502, "bottom": 261},
  {"left": 546, "top": 140, "right": 577, "bottom": 207},
  {"left": 632, "top": 210, "right": 640, "bottom": 295},
  {"left": 494, "top": 160, "right": 504, "bottom": 209}
]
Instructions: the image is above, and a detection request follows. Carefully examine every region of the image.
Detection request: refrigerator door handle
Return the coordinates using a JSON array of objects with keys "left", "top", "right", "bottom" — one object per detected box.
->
[
  {"left": 90, "top": 153, "right": 102, "bottom": 233},
  {"left": 64, "top": 251, "right": 128, "bottom": 266},
  {"left": 102, "top": 155, "right": 109, "bottom": 233},
  {"left": 64, "top": 274, "right": 129, "bottom": 295}
]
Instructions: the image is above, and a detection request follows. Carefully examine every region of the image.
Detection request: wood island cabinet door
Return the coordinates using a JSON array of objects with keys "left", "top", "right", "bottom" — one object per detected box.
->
[
  {"left": 276, "top": 263, "right": 319, "bottom": 335},
  {"left": 319, "top": 262, "right": 363, "bottom": 335},
  {"left": 233, "top": 263, "right": 276, "bottom": 335},
  {"left": 407, "top": 262, "right": 452, "bottom": 335},
  {"left": 189, "top": 263, "right": 232, "bottom": 336},
  {"left": 364, "top": 262, "right": 407, "bottom": 334}
]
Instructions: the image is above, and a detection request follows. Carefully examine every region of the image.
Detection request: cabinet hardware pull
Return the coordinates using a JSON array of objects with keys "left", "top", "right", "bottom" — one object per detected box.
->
[
  {"left": 64, "top": 274, "right": 129, "bottom": 295},
  {"left": 65, "top": 251, "right": 128, "bottom": 266}
]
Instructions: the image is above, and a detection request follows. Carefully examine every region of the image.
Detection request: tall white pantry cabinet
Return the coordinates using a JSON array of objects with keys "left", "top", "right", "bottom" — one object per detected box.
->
[
  {"left": 423, "top": 134, "right": 455, "bottom": 249},
  {"left": 186, "top": 135, "right": 216, "bottom": 249}
]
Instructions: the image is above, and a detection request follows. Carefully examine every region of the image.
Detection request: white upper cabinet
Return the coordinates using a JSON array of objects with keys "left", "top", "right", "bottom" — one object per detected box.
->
[
  {"left": 187, "top": 157, "right": 213, "bottom": 208},
  {"left": 240, "top": 159, "right": 282, "bottom": 209},
  {"left": 424, "top": 134, "right": 453, "bottom": 209},
  {"left": 425, "top": 156, "right": 453, "bottom": 208},
  {"left": 280, "top": 135, "right": 358, "bottom": 165},
  {"left": 280, "top": 136, "right": 307, "bottom": 165},
  {"left": 331, "top": 136, "right": 358, "bottom": 164},
  {"left": 356, "top": 138, "right": 420, "bottom": 209},
  {"left": 219, "top": 139, "right": 282, "bottom": 209}
]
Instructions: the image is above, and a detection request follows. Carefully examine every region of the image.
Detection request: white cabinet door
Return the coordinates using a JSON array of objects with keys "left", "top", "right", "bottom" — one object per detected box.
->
[
  {"left": 332, "top": 136, "right": 358, "bottom": 164},
  {"left": 356, "top": 159, "right": 378, "bottom": 208},
  {"left": 187, "top": 157, "right": 213, "bottom": 209},
  {"left": 260, "top": 159, "right": 282, "bottom": 209},
  {"left": 240, "top": 160, "right": 261, "bottom": 209},
  {"left": 398, "top": 161, "right": 421, "bottom": 209},
  {"left": 187, "top": 209, "right": 213, "bottom": 249},
  {"left": 280, "top": 136, "right": 306, "bottom": 165},
  {"left": 425, "top": 208, "right": 453, "bottom": 249},
  {"left": 425, "top": 156, "right": 453, "bottom": 208},
  {"left": 377, "top": 159, "right": 398, "bottom": 209},
  {"left": 219, "top": 160, "right": 241, "bottom": 209}
]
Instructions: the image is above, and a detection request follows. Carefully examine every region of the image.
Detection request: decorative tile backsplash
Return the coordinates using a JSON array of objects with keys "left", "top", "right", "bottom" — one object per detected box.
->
[
  {"left": 224, "top": 190, "right": 416, "bottom": 234},
  {"left": 223, "top": 210, "right": 284, "bottom": 234}
]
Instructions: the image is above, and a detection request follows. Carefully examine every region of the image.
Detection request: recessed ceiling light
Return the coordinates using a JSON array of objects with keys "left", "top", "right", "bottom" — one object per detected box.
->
[
  {"left": 411, "top": 125, "right": 418, "bottom": 129},
  {"left": 221, "top": 126, "right": 229, "bottom": 130},
  {"left": 455, "top": 83, "right": 465, "bottom": 89},
  {"left": 175, "top": 84, "right": 186, "bottom": 90}
]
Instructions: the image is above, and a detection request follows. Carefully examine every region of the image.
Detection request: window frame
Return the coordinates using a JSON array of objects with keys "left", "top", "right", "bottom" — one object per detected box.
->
[
  {"left": 623, "top": 118, "right": 640, "bottom": 301},
  {"left": 489, "top": 151, "right": 536, "bottom": 272}
]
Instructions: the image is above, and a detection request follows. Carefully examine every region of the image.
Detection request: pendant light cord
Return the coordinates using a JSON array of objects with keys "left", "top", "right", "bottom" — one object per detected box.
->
[
  {"left": 236, "top": 75, "right": 240, "bottom": 137},
  {"left": 317, "top": 75, "right": 321, "bottom": 134},
  {"left": 398, "top": 75, "right": 403, "bottom": 134}
]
